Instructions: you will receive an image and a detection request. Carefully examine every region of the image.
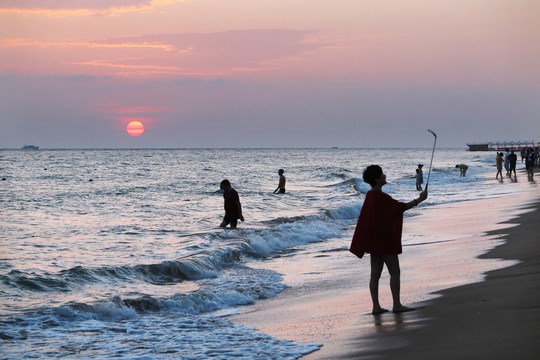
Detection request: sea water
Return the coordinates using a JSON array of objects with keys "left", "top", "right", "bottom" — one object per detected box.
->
[{"left": 0, "top": 148, "right": 529, "bottom": 359}]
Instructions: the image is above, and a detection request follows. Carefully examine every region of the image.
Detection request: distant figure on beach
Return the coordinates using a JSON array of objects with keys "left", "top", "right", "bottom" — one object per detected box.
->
[
  {"left": 521, "top": 148, "right": 527, "bottom": 163},
  {"left": 219, "top": 180, "right": 244, "bottom": 229},
  {"left": 350, "top": 165, "right": 428, "bottom": 314},
  {"left": 415, "top": 164, "right": 423, "bottom": 191},
  {"left": 504, "top": 148, "right": 511, "bottom": 176},
  {"left": 273, "top": 169, "right": 286, "bottom": 194},
  {"left": 508, "top": 151, "right": 517, "bottom": 179},
  {"left": 496, "top": 152, "right": 504, "bottom": 180},
  {"left": 455, "top": 164, "right": 468, "bottom": 177},
  {"left": 525, "top": 148, "right": 535, "bottom": 180}
]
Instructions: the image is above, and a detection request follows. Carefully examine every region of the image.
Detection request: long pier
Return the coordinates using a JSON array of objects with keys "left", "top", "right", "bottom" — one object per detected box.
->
[{"left": 467, "top": 141, "right": 538, "bottom": 151}]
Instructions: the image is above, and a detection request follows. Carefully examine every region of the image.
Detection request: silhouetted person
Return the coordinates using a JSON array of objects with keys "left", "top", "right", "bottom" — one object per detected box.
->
[
  {"left": 219, "top": 180, "right": 244, "bottom": 229},
  {"left": 504, "top": 148, "right": 511, "bottom": 176},
  {"left": 521, "top": 148, "right": 527, "bottom": 163},
  {"left": 415, "top": 164, "right": 423, "bottom": 191},
  {"left": 496, "top": 152, "right": 504, "bottom": 180},
  {"left": 455, "top": 164, "right": 468, "bottom": 177},
  {"left": 508, "top": 151, "right": 517, "bottom": 179},
  {"left": 350, "top": 165, "right": 427, "bottom": 314},
  {"left": 525, "top": 148, "right": 536, "bottom": 180},
  {"left": 273, "top": 169, "right": 286, "bottom": 194}
]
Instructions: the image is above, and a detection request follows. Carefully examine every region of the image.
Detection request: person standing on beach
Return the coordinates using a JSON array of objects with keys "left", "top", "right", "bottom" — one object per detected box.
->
[
  {"left": 219, "top": 180, "right": 244, "bottom": 229},
  {"left": 504, "top": 148, "right": 511, "bottom": 176},
  {"left": 273, "top": 169, "right": 286, "bottom": 194},
  {"left": 525, "top": 148, "right": 535, "bottom": 180},
  {"left": 415, "top": 164, "right": 423, "bottom": 191},
  {"left": 350, "top": 165, "right": 428, "bottom": 314},
  {"left": 508, "top": 151, "right": 517, "bottom": 179},
  {"left": 496, "top": 152, "right": 504, "bottom": 180}
]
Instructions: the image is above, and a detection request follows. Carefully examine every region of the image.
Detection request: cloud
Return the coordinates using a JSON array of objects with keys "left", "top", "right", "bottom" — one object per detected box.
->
[
  {"left": 0, "top": 39, "right": 179, "bottom": 52},
  {"left": 0, "top": 0, "right": 184, "bottom": 18},
  {"left": 66, "top": 60, "right": 184, "bottom": 74},
  {"left": 1, "top": 30, "right": 325, "bottom": 78},
  {"left": 108, "top": 106, "right": 171, "bottom": 115},
  {"left": 97, "top": 105, "right": 172, "bottom": 132}
]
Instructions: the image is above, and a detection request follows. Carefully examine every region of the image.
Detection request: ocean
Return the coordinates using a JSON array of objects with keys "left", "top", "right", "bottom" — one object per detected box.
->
[{"left": 0, "top": 148, "right": 530, "bottom": 359}]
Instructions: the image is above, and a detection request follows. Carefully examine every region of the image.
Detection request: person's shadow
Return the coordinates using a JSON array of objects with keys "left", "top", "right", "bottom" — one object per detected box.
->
[{"left": 373, "top": 313, "right": 404, "bottom": 333}]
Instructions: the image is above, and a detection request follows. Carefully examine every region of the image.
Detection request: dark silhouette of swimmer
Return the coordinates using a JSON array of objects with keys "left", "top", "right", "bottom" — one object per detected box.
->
[{"left": 273, "top": 169, "right": 286, "bottom": 194}]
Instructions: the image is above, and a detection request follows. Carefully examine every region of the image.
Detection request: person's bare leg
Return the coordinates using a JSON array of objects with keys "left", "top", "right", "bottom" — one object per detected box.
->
[
  {"left": 370, "top": 255, "right": 388, "bottom": 314},
  {"left": 382, "top": 254, "right": 415, "bottom": 313}
]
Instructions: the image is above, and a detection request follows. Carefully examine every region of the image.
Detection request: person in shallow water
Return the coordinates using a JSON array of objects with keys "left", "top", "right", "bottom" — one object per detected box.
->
[
  {"left": 273, "top": 169, "right": 286, "bottom": 194},
  {"left": 219, "top": 179, "right": 244, "bottom": 229},
  {"left": 415, "top": 164, "right": 423, "bottom": 191},
  {"left": 350, "top": 165, "right": 428, "bottom": 314},
  {"left": 455, "top": 163, "right": 468, "bottom": 177}
]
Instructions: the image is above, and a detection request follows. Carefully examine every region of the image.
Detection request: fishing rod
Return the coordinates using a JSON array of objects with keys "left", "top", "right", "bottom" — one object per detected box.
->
[{"left": 425, "top": 129, "right": 437, "bottom": 191}]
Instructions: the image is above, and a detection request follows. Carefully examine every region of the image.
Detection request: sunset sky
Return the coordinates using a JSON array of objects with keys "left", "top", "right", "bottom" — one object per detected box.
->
[{"left": 1, "top": 0, "right": 539, "bottom": 148}]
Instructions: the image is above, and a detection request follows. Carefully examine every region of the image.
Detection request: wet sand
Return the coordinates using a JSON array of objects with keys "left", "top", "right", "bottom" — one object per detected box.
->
[{"left": 232, "top": 183, "right": 540, "bottom": 359}]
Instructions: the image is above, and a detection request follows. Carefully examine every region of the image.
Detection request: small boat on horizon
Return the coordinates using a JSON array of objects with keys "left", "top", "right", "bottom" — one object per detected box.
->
[
  {"left": 21, "top": 145, "right": 39, "bottom": 150},
  {"left": 467, "top": 141, "right": 538, "bottom": 151}
]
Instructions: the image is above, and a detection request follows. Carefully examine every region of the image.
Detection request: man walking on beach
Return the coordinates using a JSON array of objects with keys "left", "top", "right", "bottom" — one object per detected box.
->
[
  {"left": 350, "top": 165, "right": 427, "bottom": 314},
  {"left": 219, "top": 180, "right": 244, "bottom": 229}
]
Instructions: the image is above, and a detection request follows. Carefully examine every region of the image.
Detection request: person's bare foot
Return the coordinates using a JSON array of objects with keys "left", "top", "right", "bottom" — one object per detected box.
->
[
  {"left": 372, "top": 308, "right": 389, "bottom": 315},
  {"left": 392, "top": 305, "right": 415, "bottom": 313}
]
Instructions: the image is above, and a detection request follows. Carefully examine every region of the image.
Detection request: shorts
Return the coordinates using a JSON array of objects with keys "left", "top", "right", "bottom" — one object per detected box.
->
[{"left": 221, "top": 214, "right": 238, "bottom": 228}]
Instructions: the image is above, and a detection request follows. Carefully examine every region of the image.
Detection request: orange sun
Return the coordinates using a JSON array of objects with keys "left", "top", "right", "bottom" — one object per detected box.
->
[{"left": 126, "top": 121, "right": 144, "bottom": 136}]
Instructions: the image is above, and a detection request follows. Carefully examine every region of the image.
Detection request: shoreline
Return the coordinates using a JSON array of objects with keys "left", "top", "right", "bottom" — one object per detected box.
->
[
  {"left": 358, "top": 194, "right": 540, "bottom": 359},
  {"left": 231, "top": 178, "right": 539, "bottom": 359}
]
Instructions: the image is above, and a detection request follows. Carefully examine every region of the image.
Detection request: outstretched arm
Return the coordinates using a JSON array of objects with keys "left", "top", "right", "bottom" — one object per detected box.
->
[{"left": 406, "top": 190, "right": 427, "bottom": 210}]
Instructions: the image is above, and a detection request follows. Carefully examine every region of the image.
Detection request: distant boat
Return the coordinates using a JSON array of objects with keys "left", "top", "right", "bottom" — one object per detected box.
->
[
  {"left": 466, "top": 141, "right": 537, "bottom": 152},
  {"left": 21, "top": 145, "right": 39, "bottom": 150}
]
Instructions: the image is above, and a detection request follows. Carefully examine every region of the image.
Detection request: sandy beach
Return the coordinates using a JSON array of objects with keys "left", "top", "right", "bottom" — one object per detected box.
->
[{"left": 232, "top": 180, "right": 540, "bottom": 359}]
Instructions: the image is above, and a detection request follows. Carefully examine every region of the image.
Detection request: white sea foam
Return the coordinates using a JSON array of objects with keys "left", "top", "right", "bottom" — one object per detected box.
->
[{"left": 0, "top": 148, "right": 523, "bottom": 358}]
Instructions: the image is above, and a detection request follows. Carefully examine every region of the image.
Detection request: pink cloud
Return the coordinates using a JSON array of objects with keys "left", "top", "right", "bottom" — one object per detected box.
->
[
  {"left": 109, "top": 106, "right": 171, "bottom": 114},
  {"left": 113, "top": 116, "right": 159, "bottom": 124},
  {"left": 0, "top": 39, "right": 178, "bottom": 52},
  {"left": 0, "top": 1, "right": 151, "bottom": 9},
  {"left": 100, "top": 105, "right": 171, "bottom": 132},
  {"left": 1, "top": 30, "right": 325, "bottom": 78},
  {"left": 0, "top": 0, "right": 182, "bottom": 17}
]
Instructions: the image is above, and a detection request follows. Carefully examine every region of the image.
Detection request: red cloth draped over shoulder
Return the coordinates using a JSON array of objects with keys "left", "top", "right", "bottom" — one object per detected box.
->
[{"left": 350, "top": 190, "right": 408, "bottom": 258}]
